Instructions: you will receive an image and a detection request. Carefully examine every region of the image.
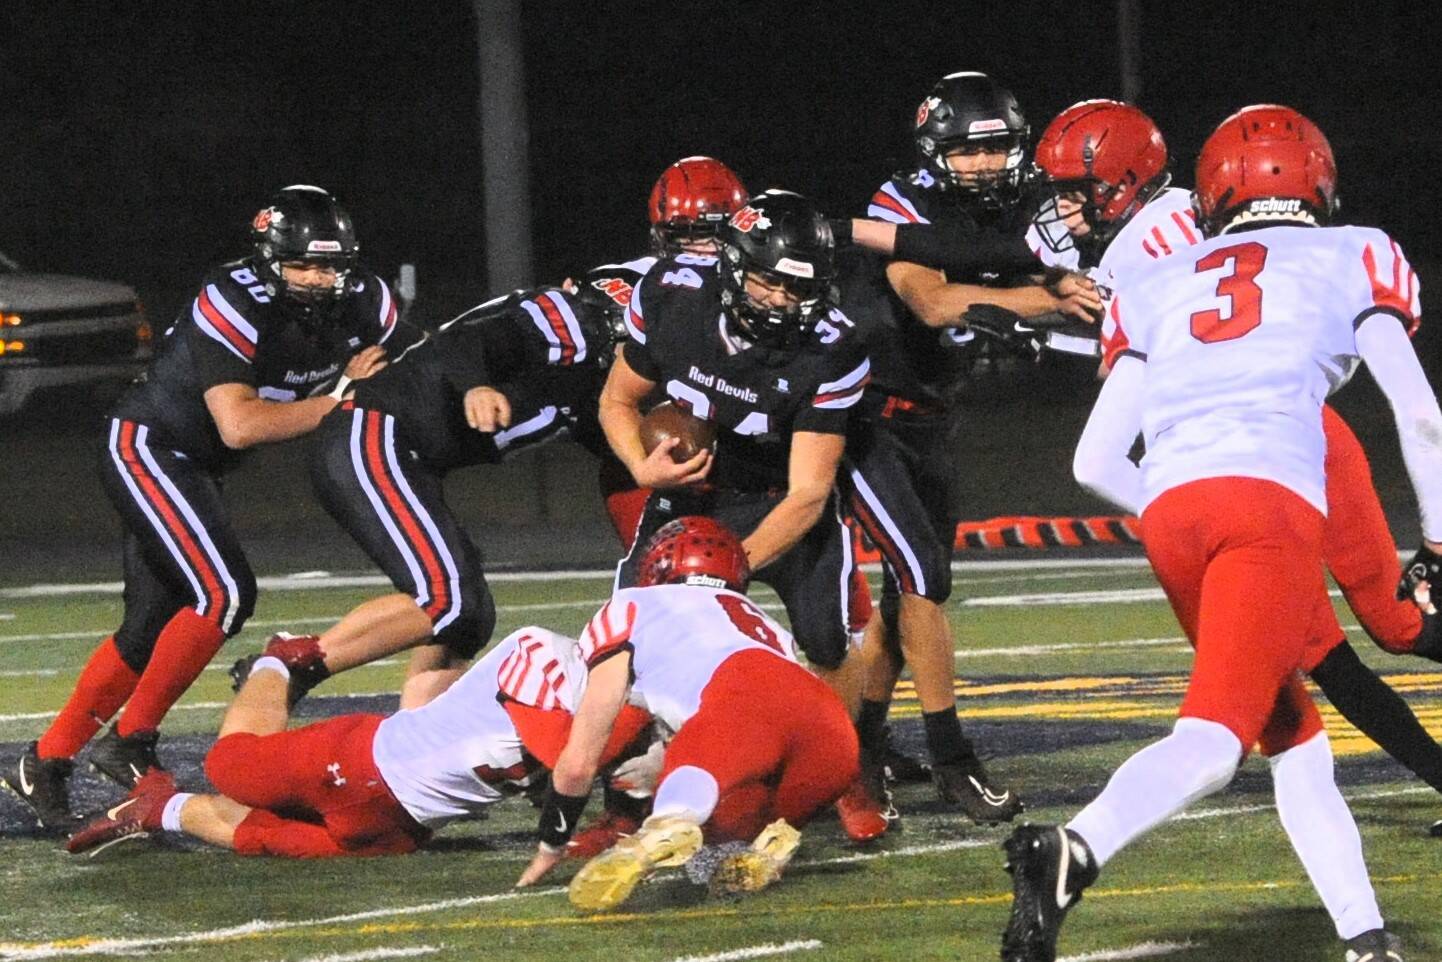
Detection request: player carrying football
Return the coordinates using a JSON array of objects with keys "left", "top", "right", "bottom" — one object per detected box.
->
[
  {"left": 1001, "top": 105, "right": 1434, "bottom": 962},
  {"left": 4, "top": 186, "right": 403, "bottom": 832}
]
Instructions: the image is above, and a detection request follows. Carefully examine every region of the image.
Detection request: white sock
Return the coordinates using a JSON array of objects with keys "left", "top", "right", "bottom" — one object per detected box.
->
[
  {"left": 1270, "top": 731, "right": 1384, "bottom": 940},
  {"left": 160, "top": 792, "right": 194, "bottom": 833},
  {"left": 650, "top": 765, "right": 719, "bottom": 824},
  {"left": 1067, "top": 717, "right": 1241, "bottom": 866},
  {"left": 250, "top": 656, "right": 290, "bottom": 681}
]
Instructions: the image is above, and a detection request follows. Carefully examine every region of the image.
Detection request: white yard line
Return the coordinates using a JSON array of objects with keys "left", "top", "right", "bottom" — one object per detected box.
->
[
  {"left": 0, "top": 690, "right": 398, "bottom": 725},
  {"left": 292, "top": 947, "right": 442, "bottom": 962},
  {"left": 1058, "top": 942, "right": 1193, "bottom": 962},
  {"left": 666, "top": 941, "right": 823, "bottom": 962}
]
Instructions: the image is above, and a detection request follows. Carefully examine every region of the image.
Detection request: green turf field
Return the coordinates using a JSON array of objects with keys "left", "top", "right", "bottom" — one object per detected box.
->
[{"left": 1, "top": 560, "right": 1440, "bottom": 961}]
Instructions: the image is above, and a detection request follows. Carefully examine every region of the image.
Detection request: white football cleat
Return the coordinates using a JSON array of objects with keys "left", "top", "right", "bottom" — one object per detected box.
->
[
  {"left": 710, "top": 819, "right": 801, "bottom": 895},
  {"left": 568, "top": 814, "right": 703, "bottom": 912}
]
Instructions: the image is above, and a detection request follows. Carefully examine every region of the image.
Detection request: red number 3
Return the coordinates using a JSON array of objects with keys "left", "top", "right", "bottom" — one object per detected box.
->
[
  {"left": 715, "top": 595, "right": 783, "bottom": 653},
  {"left": 1189, "top": 241, "right": 1268, "bottom": 343}
]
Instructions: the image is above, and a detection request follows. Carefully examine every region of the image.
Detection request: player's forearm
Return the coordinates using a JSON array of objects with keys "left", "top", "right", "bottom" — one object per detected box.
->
[
  {"left": 214, "top": 395, "right": 338, "bottom": 449},
  {"left": 599, "top": 393, "right": 649, "bottom": 476},
  {"left": 1358, "top": 316, "right": 1442, "bottom": 541},
  {"left": 742, "top": 486, "right": 830, "bottom": 571}
]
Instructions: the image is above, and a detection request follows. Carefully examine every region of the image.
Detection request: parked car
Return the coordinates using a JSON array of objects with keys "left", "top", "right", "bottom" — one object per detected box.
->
[{"left": 0, "top": 250, "right": 151, "bottom": 415}]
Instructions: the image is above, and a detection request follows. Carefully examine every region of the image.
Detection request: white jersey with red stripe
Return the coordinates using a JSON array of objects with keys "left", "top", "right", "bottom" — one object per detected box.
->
[
  {"left": 1111, "top": 223, "right": 1421, "bottom": 514},
  {"left": 577, "top": 584, "right": 799, "bottom": 732},
  {"left": 371, "top": 627, "right": 581, "bottom": 829}
]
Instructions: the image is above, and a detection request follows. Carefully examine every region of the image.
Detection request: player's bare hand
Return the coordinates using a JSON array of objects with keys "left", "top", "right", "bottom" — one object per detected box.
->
[
  {"left": 344, "top": 345, "right": 389, "bottom": 381},
  {"left": 464, "top": 386, "right": 512, "bottom": 433},
  {"left": 516, "top": 843, "right": 563, "bottom": 887},
  {"left": 1054, "top": 274, "right": 1104, "bottom": 323},
  {"left": 632, "top": 438, "right": 712, "bottom": 489}
]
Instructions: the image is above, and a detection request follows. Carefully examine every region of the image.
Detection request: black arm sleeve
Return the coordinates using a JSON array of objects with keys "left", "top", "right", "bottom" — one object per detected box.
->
[{"left": 893, "top": 222, "right": 1043, "bottom": 276}]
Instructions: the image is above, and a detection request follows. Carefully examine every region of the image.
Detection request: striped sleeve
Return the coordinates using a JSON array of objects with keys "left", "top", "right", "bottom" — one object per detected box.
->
[
  {"left": 1138, "top": 208, "right": 1200, "bottom": 261},
  {"left": 812, "top": 357, "right": 871, "bottom": 411},
  {"left": 624, "top": 274, "right": 648, "bottom": 345},
  {"left": 375, "top": 277, "right": 399, "bottom": 344},
  {"left": 1358, "top": 235, "right": 1422, "bottom": 336},
  {"left": 1100, "top": 295, "right": 1144, "bottom": 371},
  {"left": 866, "top": 181, "right": 931, "bottom": 225},
  {"left": 191, "top": 284, "right": 258, "bottom": 362},
  {"left": 577, "top": 599, "right": 638, "bottom": 668},
  {"left": 496, "top": 631, "right": 570, "bottom": 711},
  {"left": 519, "top": 289, "right": 589, "bottom": 365}
]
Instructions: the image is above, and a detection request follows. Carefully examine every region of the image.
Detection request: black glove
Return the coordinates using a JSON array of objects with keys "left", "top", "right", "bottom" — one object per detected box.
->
[
  {"left": 964, "top": 305, "right": 1041, "bottom": 358},
  {"left": 828, "top": 217, "right": 853, "bottom": 247},
  {"left": 1397, "top": 543, "right": 1442, "bottom": 602}
]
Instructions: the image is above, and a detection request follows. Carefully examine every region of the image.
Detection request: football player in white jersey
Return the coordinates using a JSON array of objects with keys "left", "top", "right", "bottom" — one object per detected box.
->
[
  {"left": 1000, "top": 106, "right": 1438, "bottom": 962},
  {"left": 516, "top": 517, "right": 860, "bottom": 910},
  {"left": 65, "top": 628, "right": 650, "bottom": 858}
]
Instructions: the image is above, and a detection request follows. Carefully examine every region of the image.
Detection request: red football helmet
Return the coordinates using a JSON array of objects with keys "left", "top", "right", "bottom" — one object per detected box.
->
[
  {"left": 636, "top": 516, "right": 750, "bottom": 593},
  {"left": 1034, "top": 100, "right": 1170, "bottom": 250},
  {"left": 647, "top": 157, "right": 747, "bottom": 255},
  {"left": 1193, "top": 104, "right": 1338, "bottom": 237}
]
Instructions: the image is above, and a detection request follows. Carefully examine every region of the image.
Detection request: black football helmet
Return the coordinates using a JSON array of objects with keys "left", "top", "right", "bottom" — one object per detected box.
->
[
  {"left": 914, "top": 72, "right": 1030, "bottom": 212},
  {"left": 717, "top": 190, "right": 835, "bottom": 351},
  {"left": 250, "top": 185, "right": 359, "bottom": 321}
]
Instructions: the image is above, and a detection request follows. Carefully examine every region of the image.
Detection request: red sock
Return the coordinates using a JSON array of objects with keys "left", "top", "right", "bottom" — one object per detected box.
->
[
  {"left": 37, "top": 637, "right": 141, "bottom": 760},
  {"left": 116, "top": 609, "right": 226, "bottom": 737}
]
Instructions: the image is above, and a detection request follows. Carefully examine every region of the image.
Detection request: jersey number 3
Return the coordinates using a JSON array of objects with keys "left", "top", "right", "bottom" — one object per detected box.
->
[
  {"left": 1190, "top": 241, "right": 1267, "bottom": 344},
  {"left": 715, "top": 595, "right": 783, "bottom": 653}
]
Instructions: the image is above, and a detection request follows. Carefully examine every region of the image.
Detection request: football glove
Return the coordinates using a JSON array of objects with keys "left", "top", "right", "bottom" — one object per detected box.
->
[
  {"left": 609, "top": 738, "right": 666, "bottom": 799},
  {"left": 1397, "top": 543, "right": 1442, "bottom": 608}
]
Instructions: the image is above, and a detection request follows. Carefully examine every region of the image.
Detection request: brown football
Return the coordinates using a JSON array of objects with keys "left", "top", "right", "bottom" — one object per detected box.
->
[{"left": 639, "top": 402, "right": 717, "bottom": 462}]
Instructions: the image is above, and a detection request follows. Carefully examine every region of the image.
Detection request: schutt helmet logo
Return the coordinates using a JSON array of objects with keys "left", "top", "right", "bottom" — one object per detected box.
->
[{"left": 730, "top": 206, "right": 771, "bottom": 233}]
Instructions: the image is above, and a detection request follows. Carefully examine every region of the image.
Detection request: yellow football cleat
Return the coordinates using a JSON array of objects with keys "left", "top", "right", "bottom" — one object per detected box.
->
[
  {"left": 568, "top": 815, "right": 703, "bottom": 912},
  {"left": 711, "top": 819, "right": 802, "bottom": 895}
]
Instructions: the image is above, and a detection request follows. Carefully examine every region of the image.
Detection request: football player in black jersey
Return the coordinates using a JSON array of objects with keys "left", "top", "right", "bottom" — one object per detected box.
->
[
  {"left": 602, "top": 191, "right": 877, "bottom": 823},
  {"left": 233, "top": 284, "right": 625, "bottom": 709},
  {"left": 838, "top": 73, "right": 1102, "bottom": 826},
  {"left": 6, "top": 186, "right": 404, "bottom": 831}
]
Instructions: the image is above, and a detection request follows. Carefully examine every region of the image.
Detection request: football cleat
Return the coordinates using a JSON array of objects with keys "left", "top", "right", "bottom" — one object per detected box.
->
[
  {"left": 565, "top": 809, "right": 644, "bottom": 859},
  {"left": 1, "top": 742, "right": 77, "bottom": 834},
  {"left": 710, "top": 818, "right": 801, "bottom": 895},
  {"left": 1344, "top": 929, "right": 1405, "bottom": 962},
  {"left": 230, "top": 632, "right": 331, "bottom": 705},
  {"left": 568, "top": 814, "right": 703, "bottom": 912},
  {"left": 88, "top": 726, "right": 164, "bottom": 789},
  {"left": 1429, "top": 818, "right": 1442, "bottom": 839},
  {"left": 1001, "top": 824, "right": 1099, "bottom": 962},
  {"left": 836, "top": 758, "right": 896, "bottom": 842},
  {"left": 879, "top": 728, "right": 932, "bottom": 784},
  {"left": 66, "top": 769, "right": 177, "bottom": 857},
  {"left": 933, "top": 761, "right": 1024, "bottom": 825}
]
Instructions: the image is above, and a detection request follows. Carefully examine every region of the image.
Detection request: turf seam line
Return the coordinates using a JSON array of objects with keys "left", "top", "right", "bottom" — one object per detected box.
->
[{"left": 665, "top": 939, "right": 824, "bottom": 962}]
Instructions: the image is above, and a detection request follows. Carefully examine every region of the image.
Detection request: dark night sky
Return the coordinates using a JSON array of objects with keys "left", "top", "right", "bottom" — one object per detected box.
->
[{"left": 2, "top": 0, "right": 1439, "bottom": 327}]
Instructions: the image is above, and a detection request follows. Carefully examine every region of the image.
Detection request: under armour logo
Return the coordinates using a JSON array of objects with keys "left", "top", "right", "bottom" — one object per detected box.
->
[{"left": 327, "top": 762, "right": 347, "bottom": 787}]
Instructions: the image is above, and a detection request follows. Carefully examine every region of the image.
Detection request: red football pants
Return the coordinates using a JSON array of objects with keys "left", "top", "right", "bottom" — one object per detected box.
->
[
  {"left": 659, "top": 649, "right": 861, "bottom": 842},
  {"left": 1142, "top": 478, "right": 1329, "bottom": 755},
  {"left": 599, "top": 455, "right": 652, "bottom": 550},
  {"left": 1321, "top": 405, "right": 1421, "bottom": 654},
  {"left": 205, "top": 714, "right": 428, "bottom": 858}
]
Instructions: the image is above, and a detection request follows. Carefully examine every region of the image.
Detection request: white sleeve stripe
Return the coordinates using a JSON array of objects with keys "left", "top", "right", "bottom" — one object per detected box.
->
[
  {"left": 813, "top": 389, "right": 867, "bottom": 410},
  {"left": 204, "top": 285, "right": 259, "bottom": 343},
  {"left": 377, "top": 281, "right": 396, "bottom": 343},
  {"left": 520, "top": 299, "right": 564, "bottom": 363},
  {"left": 191, "top": 301, "right": 251, "bottom": 362},
  {"left": 543, "top": 291, "right": 588, "bottom": 364},
  {"left": 816, "top": 358, "right": 871, "bottom": 395}
]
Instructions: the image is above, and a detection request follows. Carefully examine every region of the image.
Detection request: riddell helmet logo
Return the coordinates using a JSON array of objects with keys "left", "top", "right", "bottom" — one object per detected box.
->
[
  {"left": 968, "top": 118, "right": 1009, "bottom": 134},
  {"left": 916, "top": 96, "right": 942, "bottom": 128},
  {"left": 1248, "top": 198, "right": 1303, "bottom": 214},
  {"left": 591, "top": 276, "right": 633, "bottom": 307},
  {"left": 252, "top": 208, "right": 274, "bottom": 231},
  {"left": 730, "top": 206, "right": 771, "bottom": 233}
]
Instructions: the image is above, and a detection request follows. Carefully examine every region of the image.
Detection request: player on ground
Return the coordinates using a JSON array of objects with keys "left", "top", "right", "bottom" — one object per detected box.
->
[
  {"left": 3, "top": 186, "right": 402, "bottom": 832},
  {"left": 234, "top": 282, "right": 626, "bottom": 709},
  {"left": 1047, "top": 100, "right": 1442, "bottom": 823},
  {"left": 839, "top": 72, "right": 1101, "bottom": 827},
  {"left": 67, "top": 627, "right": 651, "bottom": 857},
  {"left": 602, "top": 190, "right": 873, "bottom": 738},
  {"left": 1001, "top": 105, "right": 1434, "bottom": 962},
  {"left": 515, "top": 518, "right": 860, "bottom": 908}
]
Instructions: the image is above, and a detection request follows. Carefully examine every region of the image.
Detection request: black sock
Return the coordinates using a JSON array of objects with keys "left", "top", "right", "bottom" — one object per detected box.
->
[
  {"left": 1312, "top": 640, "right": 1442, "bottom": 793},
  {"left": 922, "top": 706, "right": 976, "bottom": 767},
  {"left": 857, "top": 698, "right": 890, "bottom": 754}
]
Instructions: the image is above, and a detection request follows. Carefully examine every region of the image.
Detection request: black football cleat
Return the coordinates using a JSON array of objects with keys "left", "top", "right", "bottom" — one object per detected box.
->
[
  {"left": 933, "top": 761, "right": 1024, "bottom": 824},
  {"left": 1344, "top": 929, "right": 1405, "bottom": 962},
  {"left": 878, "top": 727, "right": 932, "bottom": 784},
  {"left": 88, "top": 726, "right": 164, "bottom": 789},
  {"left": 1001, "top": 824, "right": 1099, "bottom": 962},
  {"left": 1, "top": 742, "right": 78, "bottom": 834}
]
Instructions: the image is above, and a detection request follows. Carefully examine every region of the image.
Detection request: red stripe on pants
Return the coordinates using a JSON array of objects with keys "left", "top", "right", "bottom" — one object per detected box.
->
[{"left": 360, "top": 412, "right": 450, "bottom": 620}]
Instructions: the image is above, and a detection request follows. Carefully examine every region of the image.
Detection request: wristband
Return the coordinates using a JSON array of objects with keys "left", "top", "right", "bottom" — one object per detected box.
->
[
  {"left": 827, "top": 218, "right": 853, "bottom": 247},
  {"left": 329, "top": 374, "right": 353, "bottom": 401},
  {"left": 537, "top": 787, "right": 589, "bottom": 847}
]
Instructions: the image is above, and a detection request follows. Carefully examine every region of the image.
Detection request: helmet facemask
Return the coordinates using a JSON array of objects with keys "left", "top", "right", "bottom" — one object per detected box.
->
[{"left": 717, "top": 244, "right": 830, "bottom": 352}]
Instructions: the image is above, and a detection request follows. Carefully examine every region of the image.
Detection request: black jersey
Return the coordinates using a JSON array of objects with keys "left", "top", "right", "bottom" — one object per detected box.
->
[
  {"left": 111, "top": 258, "right": 404, "bottom": 469},
  {"left": 622, "top": 253, "right": 870, "bottom": 493},
  {"left": 351, "top": 286, "right": 613, "bottom": 469},
  {"left": 840, "top": 168, "right": 1038, "bottom": 405}
]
